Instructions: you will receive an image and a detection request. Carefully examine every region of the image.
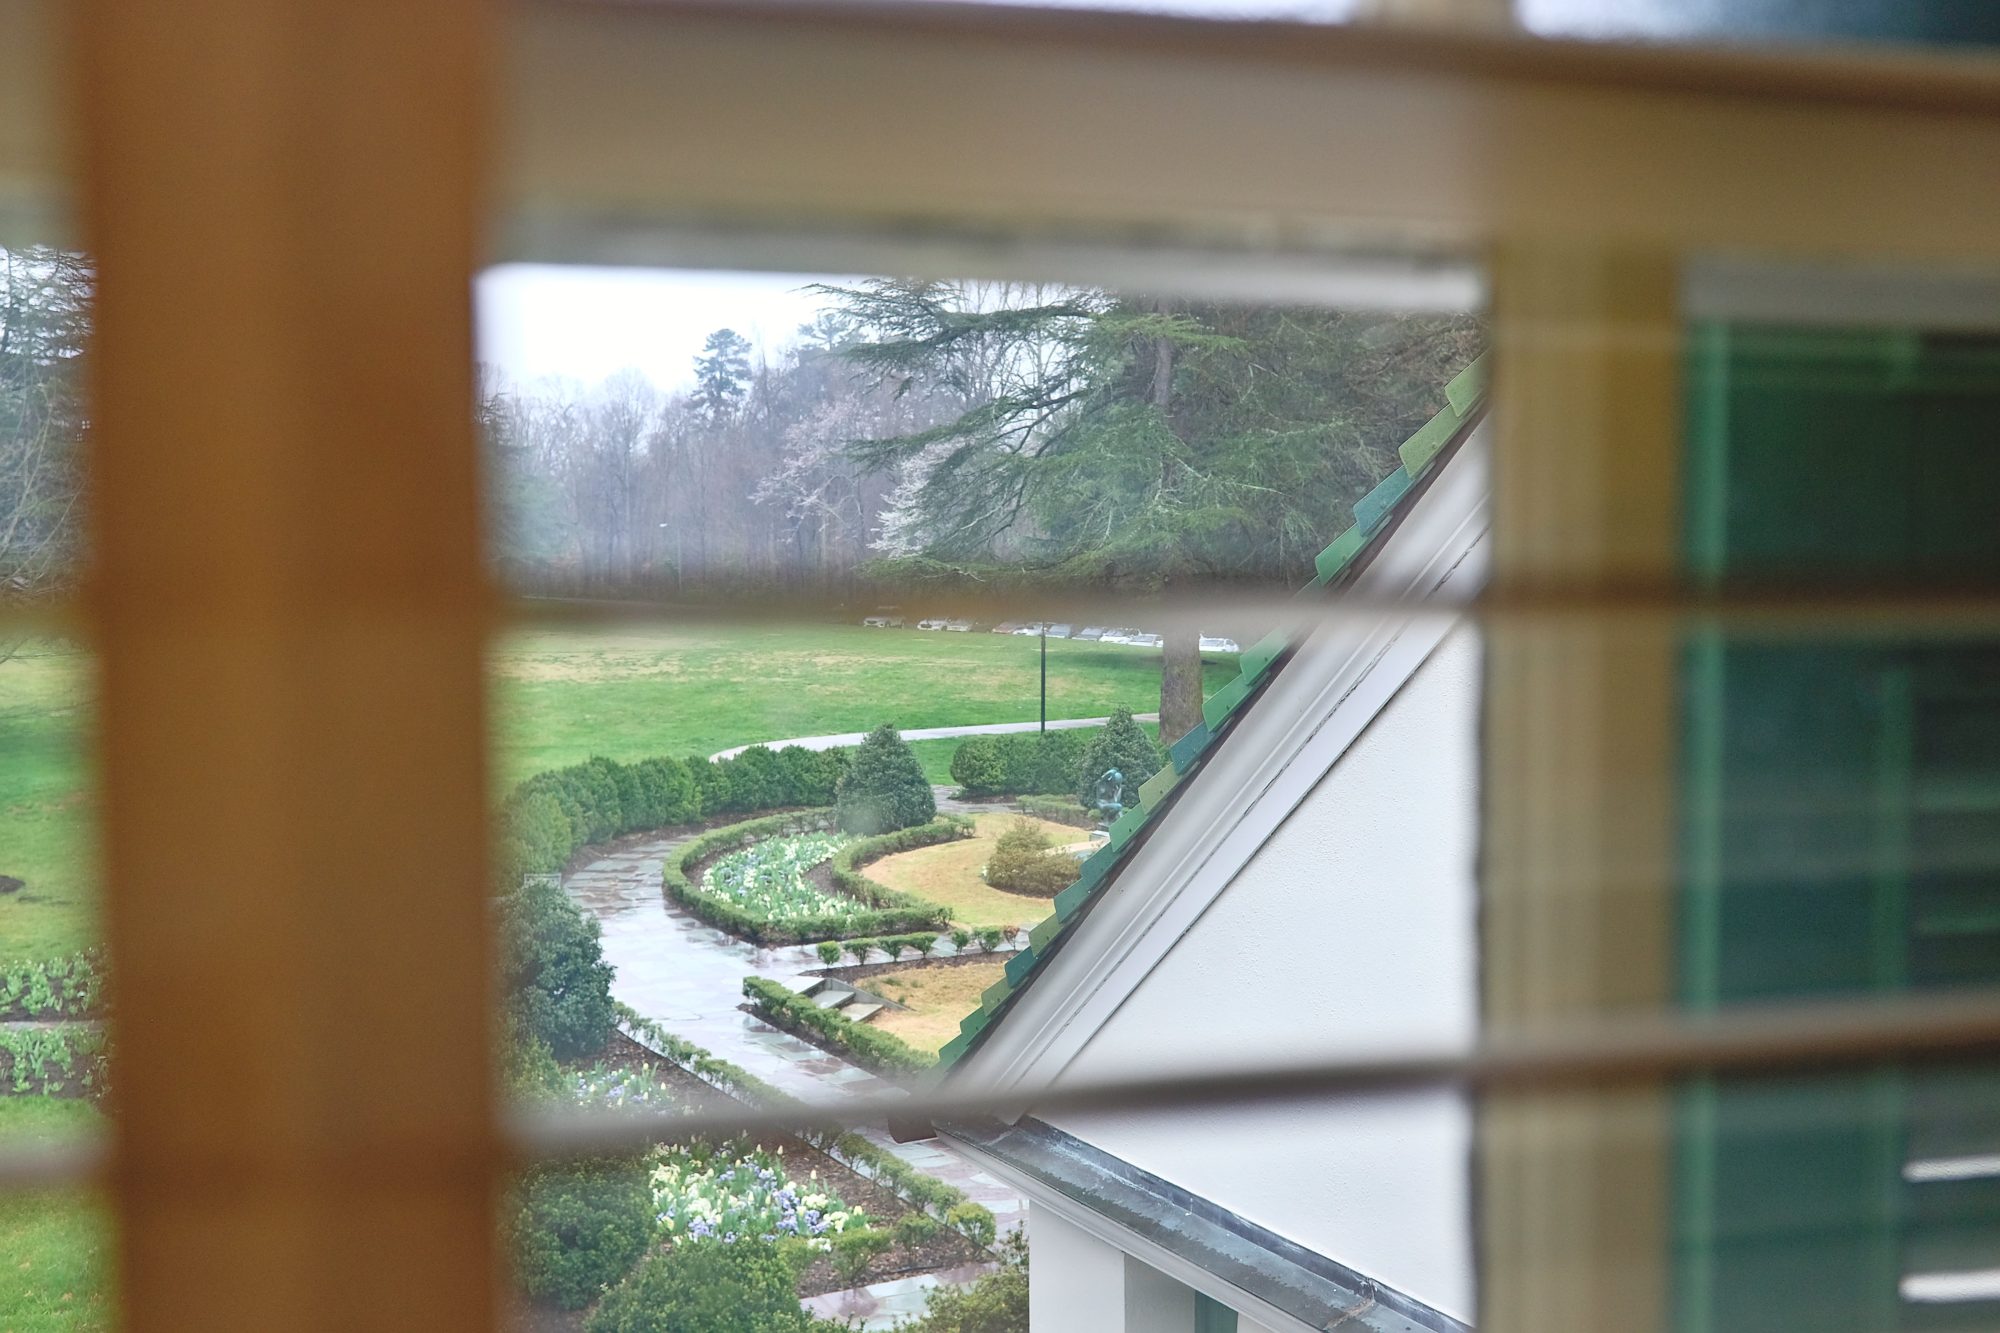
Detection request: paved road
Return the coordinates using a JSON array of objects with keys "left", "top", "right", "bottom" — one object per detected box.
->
[{"left": 710, "top": 712, "right": 1159, "bottom": 761}]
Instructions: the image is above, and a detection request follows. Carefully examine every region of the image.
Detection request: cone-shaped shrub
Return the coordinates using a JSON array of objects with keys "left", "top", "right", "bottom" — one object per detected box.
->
[
  {"left": 1074, "top": 706, "right": 1163, "bottom": 809},
  {"left": 835, "top": 723, "right": 936, "bottom": 835}
]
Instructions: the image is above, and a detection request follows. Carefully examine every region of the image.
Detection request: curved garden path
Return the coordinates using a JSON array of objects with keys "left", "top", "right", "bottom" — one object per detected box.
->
[
  {"left": 561, "top": 825, "right": 1030, "bottom": 1325},
  {"left": 709, "top": 712, "right": 1158, "bottom": 761}
]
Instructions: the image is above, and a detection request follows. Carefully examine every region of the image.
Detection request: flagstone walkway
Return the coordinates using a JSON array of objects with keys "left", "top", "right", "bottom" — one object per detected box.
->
[{"left": 561, "top": 827, "right": 1031, "bottom": 1249}]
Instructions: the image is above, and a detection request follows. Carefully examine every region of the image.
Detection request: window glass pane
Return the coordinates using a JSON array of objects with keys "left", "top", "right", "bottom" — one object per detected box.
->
[
  {"left": 0, "top": 237, "right": 108, "bottom": 1325},
  {"left": 485, "top": 259, "right": 1487, "bottom": 1329},
  {"left": 1673, "top": 306, "right": 2000, "bottom": 1332}
]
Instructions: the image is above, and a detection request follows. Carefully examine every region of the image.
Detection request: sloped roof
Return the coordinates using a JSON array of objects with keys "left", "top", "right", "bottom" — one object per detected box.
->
[{"left": 932, "top": 352, "right": 1491, "bottom": 1073}]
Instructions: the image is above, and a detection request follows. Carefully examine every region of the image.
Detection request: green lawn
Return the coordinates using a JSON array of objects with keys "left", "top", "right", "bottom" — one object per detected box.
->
[
  {"left": 0, "top": 1097, "right": 112, "bottom": 1333},
  {"left": 490, "top": 623, "right": 1230, "bottom": 785},
  {"left": 0, "top": 624, "right": 1230, "bottom": 965},
  {"left": 0, "top": 643, "right": 97, "bottom": 965}
]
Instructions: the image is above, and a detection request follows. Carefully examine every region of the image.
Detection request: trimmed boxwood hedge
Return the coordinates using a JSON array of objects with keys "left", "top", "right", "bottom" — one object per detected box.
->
[
  {"left": 497, "top": 745, "right": 849, "bottom": 882},
  {"left": 617, "top": 1007, "right": 995, "bottom": 1246},
  {"left": 1016, "top": 795, "right": 1097, "bottom": 829},
  {"left": 742, "top": 976, "right": 937, "bottom": 1076},
  {"left": 664, "top": 812, "right": 960, "bottom": 946},
  {"left": 948, "top": 728, "right": 1095, "bottom": 797}
]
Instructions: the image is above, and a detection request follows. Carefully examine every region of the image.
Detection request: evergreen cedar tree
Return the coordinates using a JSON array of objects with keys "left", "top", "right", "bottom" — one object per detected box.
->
[
  {"left": 836, "top": 723, "right": 937, "bottom": 835},
  {"left": 818, "top": 277, "right": 1483, "bottom": 743},
  {"left": 1074, "top": 706, "right": 1163, "bottom": 809}
]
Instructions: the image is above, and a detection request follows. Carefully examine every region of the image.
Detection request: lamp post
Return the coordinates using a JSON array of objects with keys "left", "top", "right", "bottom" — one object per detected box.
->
[{"left": 1040, "top": 623, "right": 1048, "bottom": 733}]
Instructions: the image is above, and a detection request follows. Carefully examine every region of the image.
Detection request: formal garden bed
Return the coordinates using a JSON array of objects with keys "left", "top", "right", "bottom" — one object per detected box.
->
[
  {"left": 667, "top": 812, "right": 965, "bottom": 945},
  {"left": 0, "top": 949, "right": 103, "bottom": 1022},
  {"left": 512, "top": 1029, "right": 990, "bottom": 1331}
]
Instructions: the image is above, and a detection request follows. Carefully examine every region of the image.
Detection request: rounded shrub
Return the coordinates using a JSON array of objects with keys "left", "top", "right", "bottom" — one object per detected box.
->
[
  {"left": 948, "top": 736, "right": 1006, "bottom": 794},
  {"left": 501, "top": 875, "right": 617, "bottom": 1061},
  {"left": 511, "top": 1156, "right": 654, "bottom": 1310},
  {"left": 1074, "top": 707, "right": 1163, "bottom": 810},
  {"left": 835, "top": 724, "right": 936, "bottom": 835},
  {"left": 585, "top": 1238, "right": 823, "bottom": 1333},
  {"left": 985, "top": 819, "right": 1079, "bottom": 896}
]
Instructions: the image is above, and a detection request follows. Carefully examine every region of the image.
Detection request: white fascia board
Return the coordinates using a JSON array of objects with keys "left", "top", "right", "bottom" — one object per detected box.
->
[
  {"left": 954, "top": 425, "right": 1491, "bottom": 1096},
  {"left": 949, "top": 1133, "right": 1333, "bottom": 1333}
]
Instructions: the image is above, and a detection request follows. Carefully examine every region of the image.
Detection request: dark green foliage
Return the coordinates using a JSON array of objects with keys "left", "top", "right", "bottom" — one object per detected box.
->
[
  {"left": 817, "top": 941, "right": 843, "bottom": 966},
  {"left": 501, "top": 875, "right": 617, "bottom": 1061},
  {"left": 949, "top": 730, "right": 1094, "bottom": 797},
  {"left": 899, "top": 1229, "right": 1028, "bottom": 1333},
  {"left": 835, "top": 724, "right": 936, "bottom": 835},
  {"left": 895, "top": 1212, "right": 943, "bottom": 1248},
  {"left": 976, "top": 928, "right": 1005, "bottom": 953},
  {"left": 664, "top": 812, "right": 953, "bottom": 946},
  {"left": 586, "top": 1236, "right": 820, "bottom": 1333},
  {"left": 687, "top": 751, "right": 734, "bottom": 818},
  {"left": 1016, "top": 796, "right": 1096, "bottom": 830},
  {"left": 944, "top": 1203, "right": 998, "bottom": 1251},
  {"left": 984, "top": 820, "right": 1079, "bottom": 896},
  {"left": 512, "top": 1156, "right": 654, "bottom": 1310},
  {"left": 743, "top": 976, "right": 937, "bottom": 1075},
  {"left": 831, "top": 1228, "right": 895, "bottom": 1287},
  {"left": 1074, "top": 707, "right": 1163, "bottom": 809}
]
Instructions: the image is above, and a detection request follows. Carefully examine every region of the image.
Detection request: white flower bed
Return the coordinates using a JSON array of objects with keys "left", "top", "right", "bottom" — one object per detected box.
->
[{"left": 701, "top": 832, "right": 861, "bottom": 927}]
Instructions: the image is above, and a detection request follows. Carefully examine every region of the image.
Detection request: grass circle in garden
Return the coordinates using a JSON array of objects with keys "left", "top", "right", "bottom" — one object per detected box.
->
[{"left": 700, "top": 832, "right": 862, "bottom": 927}]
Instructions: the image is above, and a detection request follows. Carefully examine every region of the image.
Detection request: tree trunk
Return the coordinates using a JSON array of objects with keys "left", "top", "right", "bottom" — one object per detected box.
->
[{"left": 1160, "top": 625, "right": 1204, "bottom": 746}]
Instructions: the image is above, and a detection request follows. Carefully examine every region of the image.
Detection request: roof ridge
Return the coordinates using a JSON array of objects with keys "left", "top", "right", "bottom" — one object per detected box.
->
[{"left": 931, "top": 352, "right": 1490, "bottom": 1073}]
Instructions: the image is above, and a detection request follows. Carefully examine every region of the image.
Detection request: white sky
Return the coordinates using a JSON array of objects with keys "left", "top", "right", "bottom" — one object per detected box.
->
[{"left": 476, "top": 264, "right": 850, "bottom": 395}]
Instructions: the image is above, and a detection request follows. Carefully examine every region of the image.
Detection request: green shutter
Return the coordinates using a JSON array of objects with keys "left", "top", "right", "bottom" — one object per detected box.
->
[
  {"left": 1675, "top": 324, "right": 2000, "bottom": 1333},
  {"left": 1194, "top": 1292, "right": 1239, "bottom": 1333}
]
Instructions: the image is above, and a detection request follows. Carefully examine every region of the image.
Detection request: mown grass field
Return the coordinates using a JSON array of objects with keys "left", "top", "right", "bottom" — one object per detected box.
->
[
  {"left": 0, "top": 1096, "right": 111, "bottom": 1332},
  {"left": 0, "top": 623, "right": 1231, "bottom": 964},
  {"left": 0, "top": 643, "right": 96, "bottom": 964},
  {"left": 490, "top": 622, "right": 1229, "bottom": 784}
]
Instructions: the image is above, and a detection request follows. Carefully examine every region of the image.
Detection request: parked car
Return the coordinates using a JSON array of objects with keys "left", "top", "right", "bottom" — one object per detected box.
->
[
  {"left": 1099, "top": 627, "right": 1144, "bottom": 645},
  {"left": 1044, "top": 623, "right": 1073, "bottom": 639},
  {"left": 992, "top": 621, "right": 1024, "bottom": 634},
  {"left": 1074, "top": 626, "right": 1107, "bottom": 641},
  {"left": 1128, "top": 633, "right": 1164, "bottom": 648},
  {"left": 1199, "top": 635, "right": 1241, "bottom": 654},
  {"left": 944, "top": 619, "right": 974, "bottom": 632},
  {"left": 917, "top": 617, "right": 949, "bottom": 631},
  {"left": 1012, "top": 622, "right": 1052, "bottom": 636},
  {"left": 862, "top": 613, "right": 905, "bottom": 628}
]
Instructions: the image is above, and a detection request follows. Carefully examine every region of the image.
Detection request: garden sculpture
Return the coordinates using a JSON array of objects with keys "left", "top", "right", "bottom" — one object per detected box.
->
[{"left": 1093, "top": 767, "right": 1127, "bottom": 827}]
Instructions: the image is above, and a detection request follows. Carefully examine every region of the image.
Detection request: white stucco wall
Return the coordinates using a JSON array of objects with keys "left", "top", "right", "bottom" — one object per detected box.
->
[
  {"left": 1047, "top": 627, "right": 1481, "bottom": 1323},
  {"left": 1030, "top": 1204, "right": 1199, "bottom": 1333}
]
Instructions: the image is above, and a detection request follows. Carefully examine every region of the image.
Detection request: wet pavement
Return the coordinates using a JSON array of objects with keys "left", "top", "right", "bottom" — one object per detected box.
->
[
  {"left": 800, "top": 1262, "right": 1000, "bottom": 1329},
  {"left": 562, "top": 811, "right": 1031, "bottom": 1247}
]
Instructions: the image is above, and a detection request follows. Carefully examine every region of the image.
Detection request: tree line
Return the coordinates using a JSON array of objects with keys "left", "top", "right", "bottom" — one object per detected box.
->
[{"left": 3, "top": 251, "right": 1481, "bottom": 733}]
